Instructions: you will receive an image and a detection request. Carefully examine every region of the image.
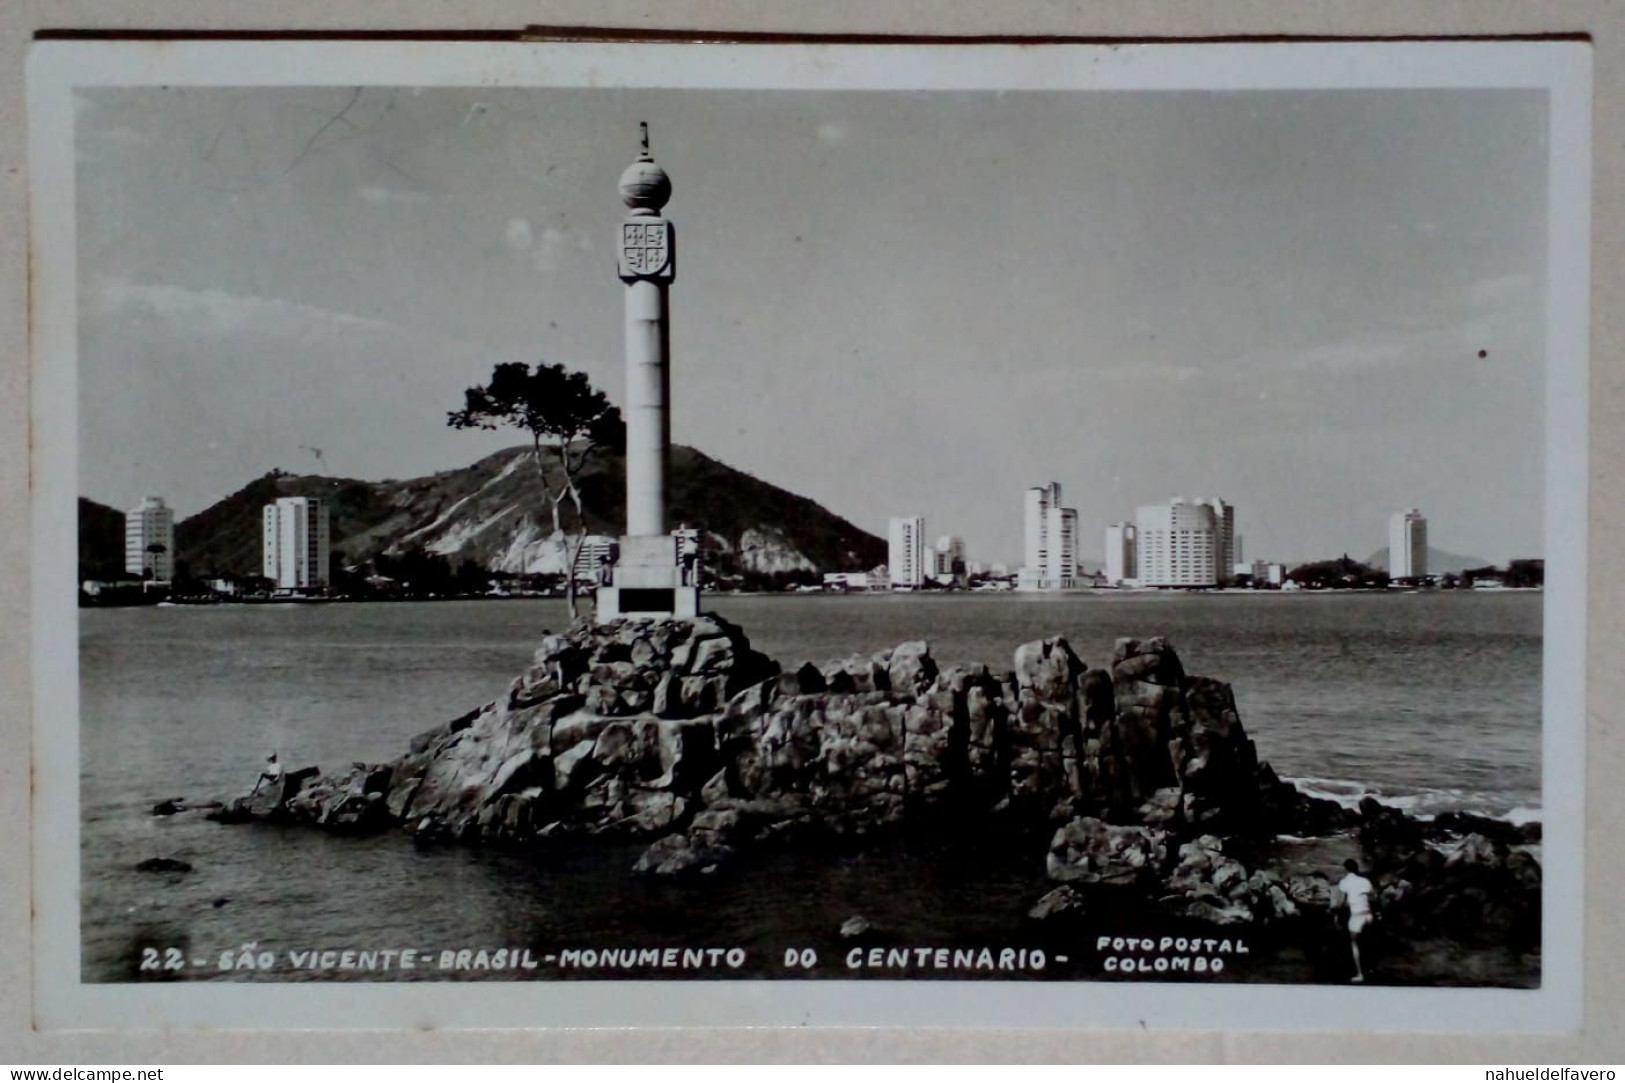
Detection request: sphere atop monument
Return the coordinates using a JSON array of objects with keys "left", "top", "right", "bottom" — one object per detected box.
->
[{"left": 619, "top": 153, "right": 671, "bottom": 212}]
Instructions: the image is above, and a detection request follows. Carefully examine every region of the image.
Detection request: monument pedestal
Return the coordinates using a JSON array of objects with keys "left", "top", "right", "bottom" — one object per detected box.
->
[{"left": 595, "top": 534, "right": 701, "bottom": 621}]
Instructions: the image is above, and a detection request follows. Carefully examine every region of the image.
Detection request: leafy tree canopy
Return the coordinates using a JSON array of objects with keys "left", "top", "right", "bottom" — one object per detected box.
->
[{"left": 447, "top": 361, "right": 624, "bottom": 451}]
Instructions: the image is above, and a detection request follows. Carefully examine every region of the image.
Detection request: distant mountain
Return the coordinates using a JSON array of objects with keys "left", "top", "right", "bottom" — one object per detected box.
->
[
  {"left": 1364, "top": 545, "right": 1493, "bottom": 576},
  {"left": 78, "top": 497, "right": 126, "bottom": 580},
  {"left": 168, "top": 444, "right": 884, "bottom": 579}
]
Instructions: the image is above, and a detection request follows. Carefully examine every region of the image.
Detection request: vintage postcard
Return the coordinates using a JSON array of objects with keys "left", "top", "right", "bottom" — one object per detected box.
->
[{"left": 27, "top": 38, "right": 1590, "bottom": 1030}]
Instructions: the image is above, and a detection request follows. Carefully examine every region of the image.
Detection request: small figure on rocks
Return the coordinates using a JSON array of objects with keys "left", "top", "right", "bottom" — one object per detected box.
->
[
  {"left": 1334, "top": 857, "right": 1377, "bottom": 982},
  {"left": 250, "top": 752, "right": 284, "bottom": 797}
]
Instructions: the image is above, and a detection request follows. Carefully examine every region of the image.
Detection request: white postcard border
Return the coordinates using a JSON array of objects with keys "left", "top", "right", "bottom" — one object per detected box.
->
[{"left": 28, "top": 37, "right": 1592, "bottom": 1032}]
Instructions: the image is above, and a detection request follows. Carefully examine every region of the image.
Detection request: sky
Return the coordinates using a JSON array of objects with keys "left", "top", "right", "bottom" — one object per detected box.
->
[{"left": 75, "top": 84, "right": 1549, "bottom": 566}]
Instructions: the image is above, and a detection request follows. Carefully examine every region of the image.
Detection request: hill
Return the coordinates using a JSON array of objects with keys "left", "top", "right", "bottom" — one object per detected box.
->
[
  {"left": 168, "top": 444, "right": 884, "bottom": 580},
  {"left": 1364, "top": 545, "right": 1493, "bottom": 576},
  {"left": 78, "top": 497, "right": 126, "bottom": 580}
]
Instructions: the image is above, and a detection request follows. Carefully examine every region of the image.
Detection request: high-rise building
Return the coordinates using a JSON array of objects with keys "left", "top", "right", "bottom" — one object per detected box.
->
[
  {"left": 125, "top": 495, "right": 175, "bottom": 581},
  {"left": 262, "top": 496, "right": 331, "bottom": 590},
  {"left": 888, "top": 516, "right": 925, "bottom": 588},
  {"left": 1104, "top": 522, "right": 1137, "bottom": 585},
  {"left": 1200, "top": 498, "right": 1236, "bottom": 584},
  {"left": 1019, "top": 483, "right": 1079, "bottom": 590},
  {"left": 1135, "top": 497, "right": 1219, "bottom": 587},
  {"left": 1389, "top": 509, "right": 1428, "bottom": 580}
]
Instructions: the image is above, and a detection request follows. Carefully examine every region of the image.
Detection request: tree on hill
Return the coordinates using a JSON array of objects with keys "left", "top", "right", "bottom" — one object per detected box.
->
[{"left": 448, "top": 361, "right": 624, "bottom": 617}]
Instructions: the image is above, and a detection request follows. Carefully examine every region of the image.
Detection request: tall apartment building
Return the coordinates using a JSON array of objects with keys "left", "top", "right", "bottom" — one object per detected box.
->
[
  {"left": 1389, "top": 508, "right": 1428, "bottom": 580},
  {"left": 1104, "top": 522, "right": 1137, "bottom": 584},
  {"left": 125, "top": 495, "right": 175, "bottom": 581},
  {"left": 1202, "top": 498, "right": 1236, "bottom": 583},
  {"left": 1019, "top": 483, "right": 1078, "bottom": 590},
  {"left": 888, "top": 516, "right": 925, "bottom": 588},
  {"left": 1135, "top": 497, "right": 1220, "bottom": 587},
  {"left": 262, "top": 496, "right": 331, "bottom": 590}
]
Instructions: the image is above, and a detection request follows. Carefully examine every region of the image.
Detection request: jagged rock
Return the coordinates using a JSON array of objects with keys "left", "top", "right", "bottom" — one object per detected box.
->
[
  {"left": 1173, "top": 676, "right": 1261, "bottom": 829},
  {"left": 1136, "top": 787, "right": 1182, "bottom": 826},
  {"left": 822, "top": 654, "right": 889, "bottom": 695},
  {"left": 1432, "top": 810, "right": 1537, "bottom": 846},
  {"left": 1028, "top": 885, "right": 1086, "bottom": 921},
  {"left": 632, "top": 832, "right": 734, "bottom": 875},
  {"left": 1286, "top": 872, "right": 1334, "bottom": 908},
  {"left": 886, "top": 641, "right": 938, "bottom": 695},
  {"left": 1111, "top": 637, "right": 1186, "bottom": 686},
  {"left": 777, "top": 662, "right": 827, "bottom": 697},
  {"left": 1014, "top": 636, "right": 1085, "bottom": 701},
  {"left": 135, "top": 857, "right": 192, "bottom": 874},
  {"left": 1184, "top": 898, "right": 1254, "bottom": 925},
  {"left": 1046, "top": 816, "right": 1169, "bottom": 886}
]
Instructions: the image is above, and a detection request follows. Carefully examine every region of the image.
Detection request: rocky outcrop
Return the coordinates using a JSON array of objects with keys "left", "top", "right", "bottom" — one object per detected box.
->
[
  {"left": 1030, "top": 807, "right": 1540, "bottom": 946},
  {"left": 208, "top": 613, "right": 1540, "bottom": 946},
  {"left": 213, "top": 616, "right": 1349, "bottom": 862}
]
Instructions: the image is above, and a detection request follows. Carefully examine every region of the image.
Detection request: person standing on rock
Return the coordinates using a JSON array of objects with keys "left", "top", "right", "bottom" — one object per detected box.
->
[{"left": 1334, "top": 857, "right": 1377, "bottom": 983}]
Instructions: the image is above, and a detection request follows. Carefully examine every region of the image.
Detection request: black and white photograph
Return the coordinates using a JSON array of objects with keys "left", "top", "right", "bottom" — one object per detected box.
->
[{"left": 27, "top": 39, "right": 1590, "bottom": 1031}]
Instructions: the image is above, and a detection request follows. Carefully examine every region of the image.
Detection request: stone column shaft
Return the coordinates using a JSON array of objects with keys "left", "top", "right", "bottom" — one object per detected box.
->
[{"left": 624, "top": 278, "right": 670, "bottom": 537}]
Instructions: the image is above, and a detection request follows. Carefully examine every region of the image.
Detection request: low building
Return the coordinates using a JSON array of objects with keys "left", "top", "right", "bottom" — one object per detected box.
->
[{"left": 1250, "top": 559, "right": 1285, "bottom": 587}]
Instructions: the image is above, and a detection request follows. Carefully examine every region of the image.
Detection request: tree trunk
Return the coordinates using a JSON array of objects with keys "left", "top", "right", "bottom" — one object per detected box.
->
[
  {"left": 528, "top": 436, "right": 575, "bottom": 618},
  {"left": 553, "top": 488, "right": 579, "bottom": 619}
]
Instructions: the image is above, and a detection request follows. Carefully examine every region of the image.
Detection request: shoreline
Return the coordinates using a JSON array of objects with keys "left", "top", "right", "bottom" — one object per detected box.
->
[{"left": 82, "top": 585, "right": 1546, "bottom": 609}]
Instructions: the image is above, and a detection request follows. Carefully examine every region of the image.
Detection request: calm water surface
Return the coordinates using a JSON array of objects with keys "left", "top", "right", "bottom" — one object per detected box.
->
[{"left": 79, "top": 592, "right": 1542, "bottom": 983}]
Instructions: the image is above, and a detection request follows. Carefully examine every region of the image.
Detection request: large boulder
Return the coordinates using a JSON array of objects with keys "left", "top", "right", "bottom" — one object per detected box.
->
[
  {"left": 1007, "top": 637, "right": 1087, "bottom": 809},
  {"left": 1172, "top": 676, "right": 1261, "bottom": 829}
]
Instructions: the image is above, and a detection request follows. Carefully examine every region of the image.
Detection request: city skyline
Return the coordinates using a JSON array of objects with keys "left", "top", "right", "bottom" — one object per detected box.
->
[{"left": 76, "top": 85, "right": 1547, "bottom": 567}]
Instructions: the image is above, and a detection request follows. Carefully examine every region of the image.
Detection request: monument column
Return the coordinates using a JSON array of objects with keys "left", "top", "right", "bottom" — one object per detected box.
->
[
  {"left": 597, "top": 124, "right": 700, "bottom": 621},
  {"left": 623, "top": 271, "right": 670, "bottom": 536}
]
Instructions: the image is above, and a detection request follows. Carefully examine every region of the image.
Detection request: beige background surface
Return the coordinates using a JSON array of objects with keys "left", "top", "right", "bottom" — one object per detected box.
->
[{"left": 0, "top": 1, "right": 1619, "bottom": 1063}]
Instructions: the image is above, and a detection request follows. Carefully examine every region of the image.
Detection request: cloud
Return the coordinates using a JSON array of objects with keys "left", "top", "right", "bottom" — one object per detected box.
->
[
  {"left": 504, "top": 217, "right": 535, "bottom": 250},
  {"left": 503, "top": 219, "right": 576, "bottom": 271},
  {"left": 88, "top": 278, "right": 425, "bottom": 345}
]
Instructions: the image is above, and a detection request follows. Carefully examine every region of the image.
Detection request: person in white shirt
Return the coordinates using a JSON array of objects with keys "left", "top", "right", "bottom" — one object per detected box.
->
[
  {"left": 1335, "top": 857, "right": 1377, "bottom": 983},
  {"left": 251, "top": 751, "right": 284, "bottom": 797}
]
